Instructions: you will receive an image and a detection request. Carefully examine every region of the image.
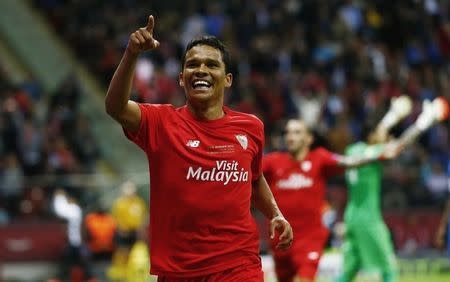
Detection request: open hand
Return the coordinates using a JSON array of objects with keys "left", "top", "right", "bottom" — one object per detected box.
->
[
  {"left": 127, "top": 15, "right": 160, "bottom": 54},
  {"left": 270, "top": 215, "right": 293, "bottom": 250}
]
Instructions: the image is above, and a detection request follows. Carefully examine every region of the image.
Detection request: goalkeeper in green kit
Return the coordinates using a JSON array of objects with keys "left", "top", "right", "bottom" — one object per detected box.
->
[{"left": 336, "top": 96, "right": 449, "bottom": 282}]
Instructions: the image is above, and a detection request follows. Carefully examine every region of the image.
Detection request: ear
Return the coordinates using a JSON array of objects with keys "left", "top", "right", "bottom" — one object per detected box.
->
[
  {"left": 225, "top": 73, "right": 233, "bottom": 88},
  {"left": 179, "top": 72, "right": 184, "bottom": 87}
]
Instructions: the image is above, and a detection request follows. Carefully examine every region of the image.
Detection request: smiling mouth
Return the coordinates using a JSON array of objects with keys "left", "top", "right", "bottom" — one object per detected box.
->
[{"left": 192, "top": 80, "right": 212, "bottom": 90}]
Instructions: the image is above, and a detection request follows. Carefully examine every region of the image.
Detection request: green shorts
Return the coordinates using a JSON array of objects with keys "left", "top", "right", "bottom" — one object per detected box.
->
[{"left": 342, "top": 219, "right": 397, "bottom": 273}]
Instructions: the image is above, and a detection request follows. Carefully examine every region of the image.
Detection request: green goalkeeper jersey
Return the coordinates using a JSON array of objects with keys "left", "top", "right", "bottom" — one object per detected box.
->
[{"left": 344, "top": 142, "right": 385, "bottom": 222}]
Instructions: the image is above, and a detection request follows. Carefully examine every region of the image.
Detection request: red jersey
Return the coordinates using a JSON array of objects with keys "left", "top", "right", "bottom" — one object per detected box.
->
[
  {"left": 263, "top": 148, "right": 342, "bottom": 230},
  {"left": 124, "top": 104, "right": 264, "bottom": 277}
]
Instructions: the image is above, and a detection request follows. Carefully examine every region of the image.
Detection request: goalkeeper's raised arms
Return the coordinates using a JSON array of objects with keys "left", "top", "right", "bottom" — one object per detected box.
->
[
  {"left": 378, "top": 95, "right": 413, "bottom": 131},
  {"left": 415, "top": 96, "right": 449, "bottom": 130},
  {"left": 398, "top": 96, "right": 449, "bottom": 146}
]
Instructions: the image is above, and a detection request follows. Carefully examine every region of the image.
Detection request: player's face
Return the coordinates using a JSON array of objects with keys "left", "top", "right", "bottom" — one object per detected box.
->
[
  {"left": 284, "top": 120, "right": 313, "bottom": 154},
  {"left": 179, "top": 45, "right": 232, "bottom": 104}
]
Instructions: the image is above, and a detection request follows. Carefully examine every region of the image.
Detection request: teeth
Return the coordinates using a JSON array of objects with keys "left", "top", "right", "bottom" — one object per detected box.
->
[{"left": 193, "top": 80, "right": 211, "bottom": 88}]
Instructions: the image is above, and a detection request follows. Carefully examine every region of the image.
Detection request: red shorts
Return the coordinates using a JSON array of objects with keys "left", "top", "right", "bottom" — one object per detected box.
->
[
  {"left": 272, "top": 228, "right": 328, "bottom": 281},
  {"left": 157, "top": 263, "right": 263, "bottom": 282}
]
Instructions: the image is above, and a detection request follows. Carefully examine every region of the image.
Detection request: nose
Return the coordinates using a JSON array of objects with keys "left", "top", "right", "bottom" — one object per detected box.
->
[{"left": 194, "top": 63, "right": 208, "bottom": 75}]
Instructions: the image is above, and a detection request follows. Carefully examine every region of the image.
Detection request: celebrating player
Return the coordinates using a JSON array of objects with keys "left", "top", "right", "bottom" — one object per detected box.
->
[
  {"left": 105, "top": 15, "right": 292, "bottom": 281},
  {"left": 337, "top": 96, "right": 449, "bottom": 282},
  {"left": 262, "top": 115, "right": 402, "bottom": 282}
]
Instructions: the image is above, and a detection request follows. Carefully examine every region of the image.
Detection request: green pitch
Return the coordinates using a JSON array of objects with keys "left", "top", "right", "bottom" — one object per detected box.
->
[
  {"left": 398, "top": 274, "right": 450, "bottom": 282},
  {"left": 264, "top": 274, "right": 450, "bottom": 282}
]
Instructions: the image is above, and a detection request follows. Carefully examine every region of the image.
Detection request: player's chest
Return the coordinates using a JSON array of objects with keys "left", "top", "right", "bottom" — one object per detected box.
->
[
  {"left": 160, "top": 121, "right": 256, "bottom": 164},
  {"left": 273, "top": 159, "right": 321, "bottom": 190}
]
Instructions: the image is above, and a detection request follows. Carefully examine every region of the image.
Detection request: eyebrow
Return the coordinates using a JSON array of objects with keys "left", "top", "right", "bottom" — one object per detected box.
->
[{"left": 185, "top": 57, "right": 222, "bottom": 65}]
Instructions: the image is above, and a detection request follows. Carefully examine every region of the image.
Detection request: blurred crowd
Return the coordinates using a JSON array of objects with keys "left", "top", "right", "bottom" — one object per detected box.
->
[
  {"left": 34, "top": 0, "right": 449, "bottom": 210},
  {"left": 0, "top": 64, "right": 101, "bottom": 224}
]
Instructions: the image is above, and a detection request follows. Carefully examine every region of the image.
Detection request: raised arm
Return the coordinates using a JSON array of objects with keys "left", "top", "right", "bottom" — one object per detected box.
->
[
  {"left": 396, "top": 97, "right": 449, "bottom": 147},
  {"left": 332, "top": 134, "right": 397, "bottom": 168},
  {"left": 252, "top": 174, "right": 293, "bottom": 250},
  {"left": 105, "top": 15, "right": 160, "bottom": 132},
  {"left": 334, "top": 150, "right": 386, "bottom": 168},
  {"left": 337, "top": 97, "right": 449, "bottom": 168}
]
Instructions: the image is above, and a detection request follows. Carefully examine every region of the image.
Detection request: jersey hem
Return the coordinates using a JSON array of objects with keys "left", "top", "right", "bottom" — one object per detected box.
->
[{"left": 150, "top": 253, "right": 261, "bottom": 278}]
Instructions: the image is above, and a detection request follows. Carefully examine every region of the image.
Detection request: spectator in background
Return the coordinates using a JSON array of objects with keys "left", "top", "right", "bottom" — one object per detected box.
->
[
  {"left": 125, "top": 226, "right": 151, "bottom": 282},
  {"left": 108, "top": 181, "right": 147, "bottom": 281},
  {"left": 48, "top": 189, "right": 96, "bottom": 282},
  {"left": 0, "top": 153, "right": 24, "bottom": 215},
  {"left": 424, "top": 161, "right": 448, "bottom": 203},
  {"left": 84, "top": 205, "right": 116, "bottom": 260},
  {"left": 17, "top": 119, "right": 44, "bottom": 175},
  {"left": 71, "top": 116, "right": 100, "bottom": 173}
]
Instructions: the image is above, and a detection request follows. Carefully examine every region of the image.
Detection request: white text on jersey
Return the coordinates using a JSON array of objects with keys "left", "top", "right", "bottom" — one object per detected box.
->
[
  {"left": 277, "top": 173, "right": 313, "bottom": 190},
  {"left": 186, "top": 160, "right": 249, "bottom": 185}
]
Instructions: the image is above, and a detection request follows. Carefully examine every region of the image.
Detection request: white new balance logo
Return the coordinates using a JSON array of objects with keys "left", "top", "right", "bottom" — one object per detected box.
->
[{"left": 186, "top": 140, "right": 200, "bottom": 148}]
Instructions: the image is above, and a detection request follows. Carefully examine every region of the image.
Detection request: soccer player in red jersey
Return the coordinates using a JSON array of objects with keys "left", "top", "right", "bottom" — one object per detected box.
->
[
  {"left": 263, "top": 119, "right": 398, "bottom": 282},
  {"left": 105, "top": 15, "right": 293, "bottom": 281}
]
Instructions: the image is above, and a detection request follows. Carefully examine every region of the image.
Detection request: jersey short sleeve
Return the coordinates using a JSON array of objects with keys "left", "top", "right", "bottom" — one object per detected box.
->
[
  {"left": 250, "top": 117, "right": 265, "bottom": 181},
  {"left": 316, "top": 147, "right": 344, "bottom": 177},
  {"left": 123, "top": 104, "right": 173, "bottom": 152},
  {"left": 262, "top": 153, "right": 276, "bottom": 178}
]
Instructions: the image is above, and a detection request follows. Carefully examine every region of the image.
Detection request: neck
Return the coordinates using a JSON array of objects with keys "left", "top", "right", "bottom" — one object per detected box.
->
[
  {"left": 187, "top": 101, "right": 224, "bottom": 120},
  {"left": 292, "top": 147, "right": 309, "bottom": 161}
]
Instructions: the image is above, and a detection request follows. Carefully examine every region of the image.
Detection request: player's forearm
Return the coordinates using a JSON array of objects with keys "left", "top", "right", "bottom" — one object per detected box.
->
[
  {"left": 251, "top": 175, "right": 283, "bottom": 219},
  {"left": 396, "top": 124, "right": 423, "bottom": 147},
  {"left": 105, "top": 48, "right": 139, "bottom": 117},
  {"left": 337, "top": 154, "right": 380, "bottom": 168}
]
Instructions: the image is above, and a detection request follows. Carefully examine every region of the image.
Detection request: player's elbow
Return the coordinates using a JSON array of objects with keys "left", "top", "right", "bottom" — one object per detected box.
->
[
  {"left": 104, "top": 98, "right": 123, "bottom": 120},
  {"left": 104, "top": 100, "right": 115, "bottom": 117}
]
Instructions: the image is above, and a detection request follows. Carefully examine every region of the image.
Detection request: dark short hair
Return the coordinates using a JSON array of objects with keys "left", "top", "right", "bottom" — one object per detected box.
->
[{"left": 181, "top": 35, "right": 231, "bottom": 74}]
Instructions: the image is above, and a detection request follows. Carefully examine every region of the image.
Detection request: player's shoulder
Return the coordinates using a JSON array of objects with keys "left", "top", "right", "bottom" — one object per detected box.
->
[
  {"left": 311, "top": 146, "right": 332, "bottom": 157},
  {"left": 263, "top": 152, "right": 291, "bottom": 170},
  {"left": 264, "top": 151, "right": 289, "bottom": 160},
  {"left": 226, "top": 108, "right": 264, "bottom": 140},
  {"left": 226, "top": 107, "right": 263, "bottom": 127},
  {"left": 139, "top": 103, "right": 176, "bottom": 113},
  {"left": 345, "top": 142, "right": 366, "bottom": 155}
]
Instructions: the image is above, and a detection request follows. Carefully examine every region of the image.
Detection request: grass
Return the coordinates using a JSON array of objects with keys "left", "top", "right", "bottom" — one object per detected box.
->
[
  {"left": 262, "top": 274, "right": 450, "bottom": 282},
  {"left": 398, "top": 274, "right": 450, "bottom": 282}
]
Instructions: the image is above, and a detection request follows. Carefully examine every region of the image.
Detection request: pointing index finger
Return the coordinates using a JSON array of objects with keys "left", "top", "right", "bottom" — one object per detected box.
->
[{"left": 146, "top": 15, "right": 155, "bottom": 33}]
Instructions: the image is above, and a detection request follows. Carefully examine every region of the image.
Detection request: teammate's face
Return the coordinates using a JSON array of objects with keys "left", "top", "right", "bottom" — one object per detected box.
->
[
  {"left": 284, "top": 120, "right": 313, "bottom": 154},
  {"left": 179, "top": 45, "right": 232, "bottom": 104}
]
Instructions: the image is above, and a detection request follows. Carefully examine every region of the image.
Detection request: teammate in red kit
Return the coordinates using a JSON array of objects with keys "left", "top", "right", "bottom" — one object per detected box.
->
[
  {"left": 263, "top": 119, "right": 398, "bottom": 282},
  {"left": 105, "top": 15, "right": 293, "bottom": 281}
]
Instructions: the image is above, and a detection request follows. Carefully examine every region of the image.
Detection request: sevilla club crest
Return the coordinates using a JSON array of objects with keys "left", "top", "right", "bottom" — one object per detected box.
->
[{"left": 235, "top": 134, "right": 248, "bottom": 150}]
